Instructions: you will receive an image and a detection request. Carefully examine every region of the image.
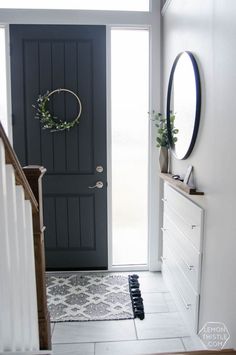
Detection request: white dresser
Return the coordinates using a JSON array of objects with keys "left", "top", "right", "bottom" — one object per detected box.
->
[{"left": 161, "top": 182, "right": 204, "bottom": 333}]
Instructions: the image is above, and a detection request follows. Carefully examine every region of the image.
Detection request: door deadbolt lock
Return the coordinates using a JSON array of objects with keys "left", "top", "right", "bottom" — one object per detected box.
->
[
  {"left": 96, "top": 165, "right": 104, "bottom": 173},
  {"left": 88, "top": 181, "right": 103, "bottom": 189}
]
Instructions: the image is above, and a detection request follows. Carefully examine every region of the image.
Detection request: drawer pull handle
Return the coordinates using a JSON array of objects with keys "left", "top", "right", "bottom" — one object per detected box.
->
[
  {"left": 161, "top": 256, "right": 167, "bottom": 262},
  {"left": 161, "top": 198, "right": 167, "bottom": 203},
  {"left": 186, "top": 263, "right": 194, "bottom": 271},
  {"left": 191, "top": 224, "right": 197, "bottom": 229},
  {"left": 177, "top": 287, "right": 191, "bottom": 310},
  {"left": 161, "top": 227, "right": 167, "bottom": 232}
]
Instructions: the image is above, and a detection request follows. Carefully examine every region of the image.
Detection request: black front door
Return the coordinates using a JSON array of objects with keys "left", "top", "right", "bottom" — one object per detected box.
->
[{"left": 10, "top": 25, "right": 107, "bottom": 269}]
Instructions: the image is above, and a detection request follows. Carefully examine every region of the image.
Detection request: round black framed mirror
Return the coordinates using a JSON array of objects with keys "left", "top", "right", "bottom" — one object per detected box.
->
[{"left": 166, "top": 51, "right": 201, "bottom": 160}]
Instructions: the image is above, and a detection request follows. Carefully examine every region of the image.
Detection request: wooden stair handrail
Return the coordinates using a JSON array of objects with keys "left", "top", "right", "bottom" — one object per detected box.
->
[{"left": 0, "top": 121, "right": 38, "bottom": 212}]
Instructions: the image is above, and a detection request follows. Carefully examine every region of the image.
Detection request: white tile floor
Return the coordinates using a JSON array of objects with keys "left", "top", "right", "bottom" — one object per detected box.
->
[{"left": 51, "top": 272, "right": 204, "bottom": 355}]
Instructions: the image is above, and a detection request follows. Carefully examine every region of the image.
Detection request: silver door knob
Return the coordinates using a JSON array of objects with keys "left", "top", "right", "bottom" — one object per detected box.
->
[
  {"left": 88, "top": 181, "right": 103, "bottom": 189},
  {"left": 96, "top": 165, "right": 104, "bottom": 173}
]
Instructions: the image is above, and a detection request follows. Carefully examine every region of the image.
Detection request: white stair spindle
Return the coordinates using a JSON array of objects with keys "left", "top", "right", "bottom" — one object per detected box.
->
[
  {"left": 0, "top": 139, "right": 12, "bottom": 351},
  {"left": 24, "top": 200, "right": 39, "bottom": 351},
  {"left": 15, "top": 186, "right": 30, "bottom": 351},
  {"left": 5, "top": 165, "right": 22, "bottom": 351}
]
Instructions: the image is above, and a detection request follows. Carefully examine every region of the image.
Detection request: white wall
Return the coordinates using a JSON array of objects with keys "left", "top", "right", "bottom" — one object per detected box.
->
[{"left": 162, "top": 0, "right": 236, "bottom": 346}]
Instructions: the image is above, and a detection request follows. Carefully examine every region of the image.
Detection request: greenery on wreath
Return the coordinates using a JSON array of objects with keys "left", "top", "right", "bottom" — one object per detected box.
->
[
  {"left": 151, "top": 110, "right": 178, "bottom": 148},
  {"left": 33, "top": 91, "right": 80, "bottom": 131}
]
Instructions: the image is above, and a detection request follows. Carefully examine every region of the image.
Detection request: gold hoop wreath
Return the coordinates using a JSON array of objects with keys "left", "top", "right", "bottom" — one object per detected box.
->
[{"left": 33, "top": 88, "right": 82, "bottom": 132}]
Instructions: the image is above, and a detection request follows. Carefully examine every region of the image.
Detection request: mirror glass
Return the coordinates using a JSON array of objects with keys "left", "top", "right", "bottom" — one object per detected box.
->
[{"left": 167, "top": 51, "right": 201, "bottom": 160}]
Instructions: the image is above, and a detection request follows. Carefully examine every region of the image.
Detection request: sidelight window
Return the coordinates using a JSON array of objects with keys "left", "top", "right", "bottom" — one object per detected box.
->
[{"left": 111, "top": 28, "right": 149, "bottom": 266}]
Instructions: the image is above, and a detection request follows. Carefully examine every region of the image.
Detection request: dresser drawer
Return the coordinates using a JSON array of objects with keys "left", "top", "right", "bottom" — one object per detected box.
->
[
  {"left": 162, "top": 259, "right": 199, "bottom": 332},
  {"left": 163, "top": 184, "right": 203, "bottom": 251},
  {"left": 163, "top": 214, "right": 201, "bottom": 292},
  {"left": 164, "top": 183, "right": 203, "bottom": 225},
  {"left": 162, "top": 244, "right": 199, "bottom": 331}
]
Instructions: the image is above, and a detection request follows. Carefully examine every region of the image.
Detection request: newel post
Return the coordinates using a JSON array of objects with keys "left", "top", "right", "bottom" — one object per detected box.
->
[{"left": 23, "top": 166, "right": 51, "bottom": 350}]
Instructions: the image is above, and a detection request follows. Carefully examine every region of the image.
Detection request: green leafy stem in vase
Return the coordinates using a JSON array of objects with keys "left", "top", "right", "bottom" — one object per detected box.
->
[{"left": 151, "top": 110, "right": 178, "bottom": 148}]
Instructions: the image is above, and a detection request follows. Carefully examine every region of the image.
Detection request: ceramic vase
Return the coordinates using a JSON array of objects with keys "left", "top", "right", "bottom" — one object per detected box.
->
[{"left": 159, "top": 147, "right": 168, "bottom": 173}]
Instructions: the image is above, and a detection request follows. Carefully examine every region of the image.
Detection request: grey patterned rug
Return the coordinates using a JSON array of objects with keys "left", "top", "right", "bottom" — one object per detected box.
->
[{"left": 46, "top": 273, "right": 134, "bottom": 322}]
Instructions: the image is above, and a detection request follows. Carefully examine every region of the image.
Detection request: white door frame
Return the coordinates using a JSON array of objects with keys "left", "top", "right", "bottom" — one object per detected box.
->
[{"left": 0, "top": 0, "right": 162, "bottom": 271}]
